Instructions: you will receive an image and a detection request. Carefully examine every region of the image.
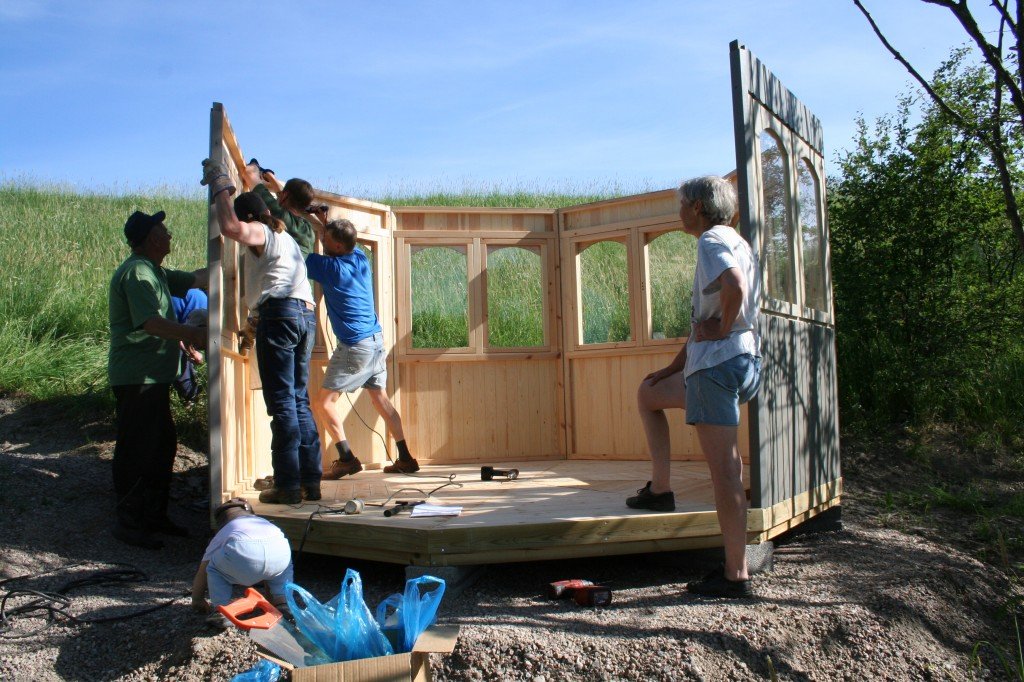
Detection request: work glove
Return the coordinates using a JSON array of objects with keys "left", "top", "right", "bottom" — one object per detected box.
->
[{"left": 200, "top": 158, "right": 236, "bottom": 197}]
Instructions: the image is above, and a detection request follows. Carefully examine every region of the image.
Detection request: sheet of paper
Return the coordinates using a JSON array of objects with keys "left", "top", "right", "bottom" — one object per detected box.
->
[{"left": 410, "top": 503, "right": 463, "bottom": 517}]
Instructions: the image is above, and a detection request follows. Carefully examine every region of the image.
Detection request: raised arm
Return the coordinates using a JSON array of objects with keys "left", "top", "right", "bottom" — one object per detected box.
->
[{"left": 202, "top": 159, "right": 266, "bottom": 248}]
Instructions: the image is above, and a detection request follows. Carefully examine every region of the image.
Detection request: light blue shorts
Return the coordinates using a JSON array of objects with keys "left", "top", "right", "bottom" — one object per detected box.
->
[
  {"left": 323, "top": 332, "right": 387, "bottom": 393},
  {"left": 207, "top": 536, "right": 293, "bottom": 607},
  {"left": 685, "top": 354, "right": 762, "bottom": 426}
]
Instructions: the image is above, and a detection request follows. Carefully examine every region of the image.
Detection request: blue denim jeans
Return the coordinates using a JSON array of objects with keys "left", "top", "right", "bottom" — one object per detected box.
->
[
  {"left": 255, "top": 298, "right": 322, "bottom": 490},
  {"left": 206, "top": 535, "right": 293, "bottom": 606}
]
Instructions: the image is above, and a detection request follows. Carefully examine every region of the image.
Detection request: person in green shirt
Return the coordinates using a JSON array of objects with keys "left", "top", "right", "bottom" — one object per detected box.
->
[{"left": 108, "top": 210, "right": 207, "bottom": 550}]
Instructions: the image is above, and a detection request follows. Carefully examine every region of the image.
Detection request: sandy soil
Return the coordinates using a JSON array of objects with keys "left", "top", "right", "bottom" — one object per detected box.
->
[{"left": 0, "top": 396, "right": 1019, "bottom": 681}]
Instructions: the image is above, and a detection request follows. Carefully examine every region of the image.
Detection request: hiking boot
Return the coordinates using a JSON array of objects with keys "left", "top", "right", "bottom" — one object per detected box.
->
[
  {"left": 383, "top": 458, "right": 420, "bottom": 474},
  {"left": 686, "top": 566, "right": 753, "bottom": 599},
  {"left": 625, "top": 481, "right": 675, "bottom": 512},
  {"left": 147, "top": 516, "right": 190, "bottom": 537},
  {"left": 253, "top": 476, "right": 274, "bottom": 491},
  {"left": 258, "top": 487, "right": 302, "bottom": 505},
  {"left": 322, "top": 457, "right": 363, "bottom": 480},
  {"left": 301, "top": 484, "right": 322, "bottom": 502},
  {"left": 112, "top": 523, "right": 164, "bottom": 550}
]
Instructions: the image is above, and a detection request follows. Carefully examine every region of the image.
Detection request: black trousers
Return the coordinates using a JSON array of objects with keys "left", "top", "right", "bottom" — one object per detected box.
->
[{"left": 111, "top": 383, "right": 176, "bottom": 528}]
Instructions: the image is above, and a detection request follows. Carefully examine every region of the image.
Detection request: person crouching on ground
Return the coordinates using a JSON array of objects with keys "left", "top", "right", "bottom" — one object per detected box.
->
[
  {"left": 191, "top": 498, "right": 293, "bottom": 629},
  {"left": 109, "top": 210, "right": 207, "bottom": 550},
  {"left": 201, "top": 160, "right": 323, "bottom": 505},
  {"left": 631, "top": 175, "right": 762, "bottom": 598},
  {"left": 306, "top": 218, "right": 419, "bottom": 477}
]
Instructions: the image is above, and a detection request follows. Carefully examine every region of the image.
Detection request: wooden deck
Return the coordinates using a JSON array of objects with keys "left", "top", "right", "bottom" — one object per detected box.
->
[{"left": 251, "top": 461, "right": 841, "bottom": 566}]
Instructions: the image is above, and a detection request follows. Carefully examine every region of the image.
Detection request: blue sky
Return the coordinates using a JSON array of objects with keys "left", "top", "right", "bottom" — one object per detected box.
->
[{"left": 0, "top": 1, "right": 985, "bottom": 198}]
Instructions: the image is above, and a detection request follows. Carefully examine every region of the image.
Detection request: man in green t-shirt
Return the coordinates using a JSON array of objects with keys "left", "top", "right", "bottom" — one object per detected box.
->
[{"left": 108, "top": 210, "right": 207, "bottom": 550}]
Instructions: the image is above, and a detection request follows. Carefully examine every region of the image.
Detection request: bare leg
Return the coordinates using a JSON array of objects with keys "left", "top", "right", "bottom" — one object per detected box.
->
[
  {"left": 366, "top": 388, "right": 406, "bottom": 441},
  {"left": 636, "top": 372, "right": 686, "bottom": 494},
  {"left": 316, "top": 388, "right": 348, "bottom": 445},
  {"left": 695, "top": 423, "right": 749, "bottom": 581}
]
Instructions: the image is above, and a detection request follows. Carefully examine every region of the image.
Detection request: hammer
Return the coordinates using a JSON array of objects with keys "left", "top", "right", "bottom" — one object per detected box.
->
[{"left": 481, "top": 466, "right": 519, "bottom": 481}]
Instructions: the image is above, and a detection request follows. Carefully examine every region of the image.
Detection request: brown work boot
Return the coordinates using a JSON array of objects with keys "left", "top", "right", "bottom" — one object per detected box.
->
[
  {"left": 322, "top": 457, "right": 363, "bottom": 480},
  {"left": 301, "top": 484, "right": 321, "bottom": 502},
  {"left": 258, "top": 487, "right": 302, "bottom": 505},
  {"left": 383, "top": 458, "right": 420, "bottom": 474}
]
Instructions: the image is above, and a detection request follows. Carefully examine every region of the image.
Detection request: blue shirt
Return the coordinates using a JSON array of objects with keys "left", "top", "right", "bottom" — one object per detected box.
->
[
  {"left": 305, "top": 249, "right": 382, "bottom": 344},
  {"left": 172, "top": 288, "right": 208, "bottom": 324}
]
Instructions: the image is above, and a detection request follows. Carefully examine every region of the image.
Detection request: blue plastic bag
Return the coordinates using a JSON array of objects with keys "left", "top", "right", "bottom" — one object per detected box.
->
[
  {"left": 374, "top": 575, "right": 446, "bottom": 652},
  {"left": 285, "top": 569, "right": 393, "bottom": 662},
  {"left": 230, "top": 659, "right": 281, "bottom": 682}
]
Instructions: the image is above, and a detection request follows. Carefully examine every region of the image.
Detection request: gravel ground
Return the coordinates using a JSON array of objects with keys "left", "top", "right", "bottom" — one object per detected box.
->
[{"left": 0, "top": 397, "right": 1019, "bottom": 681}]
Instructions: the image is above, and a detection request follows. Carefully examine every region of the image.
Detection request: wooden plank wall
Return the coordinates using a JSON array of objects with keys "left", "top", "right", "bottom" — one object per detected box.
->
[
  {"left": 752, "top": 316, "right": 840, "bottom": 508},
  {"left": 730, "top": 43, "right": 842, "bottom": 508}
]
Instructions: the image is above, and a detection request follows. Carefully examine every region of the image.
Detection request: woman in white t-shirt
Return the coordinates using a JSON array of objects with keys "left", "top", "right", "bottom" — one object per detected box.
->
[{"left": 630, "top": 175, "right": 762, "bottom": 598}]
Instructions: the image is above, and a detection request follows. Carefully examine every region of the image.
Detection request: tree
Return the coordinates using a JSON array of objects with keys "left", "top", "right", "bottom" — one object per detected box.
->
[
  {"left": 829, "top": 51, "right": 1024, "bottom": 425},
  {"left": 854, "top": 0, "right": 1024, "bottom": 252}
]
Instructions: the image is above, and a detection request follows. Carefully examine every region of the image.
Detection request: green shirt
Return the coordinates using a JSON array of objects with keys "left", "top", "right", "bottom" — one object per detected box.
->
[
  {"left": 108, "top": 253, "right": 195, "bottom": 386},
  {"left": 252, "top": 184, "right": 315, "bottom": 257}
]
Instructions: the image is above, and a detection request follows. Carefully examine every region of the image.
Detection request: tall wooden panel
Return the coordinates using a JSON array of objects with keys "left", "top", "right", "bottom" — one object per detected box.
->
[{"left": 730, "top": 42, "right": 841, "bottom": 509}]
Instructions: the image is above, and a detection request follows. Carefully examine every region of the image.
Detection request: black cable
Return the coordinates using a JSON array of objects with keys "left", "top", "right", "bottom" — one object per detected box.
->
[{"left": 0, "top": 563, "right": 183, "bottom": 639}]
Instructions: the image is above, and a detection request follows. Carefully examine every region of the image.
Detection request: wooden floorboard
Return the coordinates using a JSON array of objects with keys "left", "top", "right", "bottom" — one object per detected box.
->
[{"left": 248, "top": 461, "right": 838, "bottom": 566}]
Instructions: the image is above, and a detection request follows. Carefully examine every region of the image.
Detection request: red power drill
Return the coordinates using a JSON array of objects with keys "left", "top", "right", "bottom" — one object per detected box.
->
[{"left": 547, "top": 579, "right": 593, "bottom": 599}]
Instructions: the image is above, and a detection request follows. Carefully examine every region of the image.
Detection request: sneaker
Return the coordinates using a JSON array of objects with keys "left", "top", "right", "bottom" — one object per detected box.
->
[
  {"left": 686, "top": 566, "right": 753, "bottom": 599},
  {"left": 322, "top": 457, "right": 363, "bottom": 480},
  {"left": 383, "top": 458, "right": 420, "bottom": 474},
  {"left": 301, "top": 484, "right": 322, "bottom": 502},
  {"left": 258, "top": 487, "right": 302, "bottom": 504},
  {"left": 112, "top": 524, "right": 164, "bottom": 550},
  {"left": 625, "top": 482, "right": 675, "bottom": 512},
  {"left": 147, "top": 516, "right": 190, "bottom": 537}
]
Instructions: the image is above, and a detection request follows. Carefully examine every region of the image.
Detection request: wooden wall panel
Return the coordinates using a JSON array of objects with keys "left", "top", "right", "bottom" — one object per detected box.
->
[
  {"left": 399, "top": 359, "right": 562, "bottom": 461},
  {"left": 569, "top": 352, "right": 699, "bottom": 459},
  {"left": 560, "top": 191, "right": 679, "bottom": 232},
  {"left": 395, "top": 209, "right": 555, "bottom": 233},
  {"left": 752, "top": 316, "right": 840, "bottom": 507}
]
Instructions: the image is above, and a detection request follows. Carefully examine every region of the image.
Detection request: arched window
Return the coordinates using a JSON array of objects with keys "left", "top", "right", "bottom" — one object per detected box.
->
[
  {"left": 647, "top": 231, "right": 696, "bottom": 339},
  {"left": 797, "top": 158, "right": 827, "bottom": 312},
  {"left": 410, "top": 245, "right": 469, "bottom": 348},
  {"left": 579, "top": 240, "right": 630, "bottom": 344},
  {"left": 486, "top": 245, "right": 544, "bottom": 348},
  {"left": 760, "top": 130, "right": 796, "bottom": 304}
]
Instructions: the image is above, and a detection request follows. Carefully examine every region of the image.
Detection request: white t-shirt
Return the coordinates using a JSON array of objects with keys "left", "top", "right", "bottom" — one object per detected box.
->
[
  {"left": 243, "top": 224, "right": 314, "bottom": 310},
  {"left": 684, "top": 225, "right": 761, "bottom": 377},
  {"left": 202, "top": 515, "right": 288, "bottom": 562}
]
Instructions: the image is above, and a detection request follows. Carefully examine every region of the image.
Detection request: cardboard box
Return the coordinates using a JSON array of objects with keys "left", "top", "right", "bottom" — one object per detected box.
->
[{"left": 263, "top": 625, "right": 459, "bottom": 682}]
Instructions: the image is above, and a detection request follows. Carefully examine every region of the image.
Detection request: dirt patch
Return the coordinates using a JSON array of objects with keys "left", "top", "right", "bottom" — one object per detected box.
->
[{"left": 0, "top": 397, "right": 1020, "bottom": 681}]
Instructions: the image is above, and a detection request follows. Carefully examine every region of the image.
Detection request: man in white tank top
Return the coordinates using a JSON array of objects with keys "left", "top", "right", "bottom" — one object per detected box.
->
[
  {"left": 632, "top": 176, "right": 763, "bottom": 598},
  {"left": 202, "top": 160, "right": 323, "bottom": 506}
]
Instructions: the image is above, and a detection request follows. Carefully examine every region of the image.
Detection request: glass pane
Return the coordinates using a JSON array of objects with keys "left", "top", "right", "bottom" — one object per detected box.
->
[
  {"left": 487, "top": 246, "right": 544, "bottom": 348},
  {"left": 579, "top": 240, "right": 631, "bottom": 344},
  {"left": 357, "top": 241, "right": 376, "bottom": 311},
  {"left": 410, "top": 245, "right": 469, "bottom": 348},
  {"left": 648, "top": 231, "right": 696, "bottom": 339},
  {"left": 760, "top": 130, "right": 796, "bottom": 303},
  {"left": 797, "top": 159, "right": 828, "bottom": 312}
]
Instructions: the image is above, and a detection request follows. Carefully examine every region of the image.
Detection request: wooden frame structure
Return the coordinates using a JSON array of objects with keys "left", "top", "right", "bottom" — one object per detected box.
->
[{"left": 205, "top": 41, "right": 841, "bottom": 567}]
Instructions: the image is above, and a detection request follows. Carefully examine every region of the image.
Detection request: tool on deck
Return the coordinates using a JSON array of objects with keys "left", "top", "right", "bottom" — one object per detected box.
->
[
  {"left": 383, "top": 500, "right": 424, "bottom": 517},
  {"left": 572, "top": 585, "right": 613, "bottom": 607},
  {"left": 343, "top": 499, "right": 365, "bottom": 515},
  {"left": 547, "top": 579, "right": 594, "bottom": 599},
  {"left": 218, "top": 588, "right": 331, "bottom": 667},
  {"left": 480, "top": 466, "right": 519, "bottom": 481}
]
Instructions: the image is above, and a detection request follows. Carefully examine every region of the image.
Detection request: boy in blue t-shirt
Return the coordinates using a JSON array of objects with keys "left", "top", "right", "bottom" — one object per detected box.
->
[{"left": 305, "top": 218, "right": 418, "bottom": 477}]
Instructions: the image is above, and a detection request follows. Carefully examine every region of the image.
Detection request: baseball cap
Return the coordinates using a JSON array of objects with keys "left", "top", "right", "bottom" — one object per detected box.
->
[
  {"left": 124, "top": 210, "right": 166, "bottom": 246},
  {"left": 234, "top": 191, "right": 269, "bottom": 221}
]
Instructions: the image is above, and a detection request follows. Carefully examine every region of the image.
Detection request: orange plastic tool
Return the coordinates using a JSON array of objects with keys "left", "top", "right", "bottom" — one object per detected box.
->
[{"left": 217, "top": 587, "right": 281, "bottom": 630}]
